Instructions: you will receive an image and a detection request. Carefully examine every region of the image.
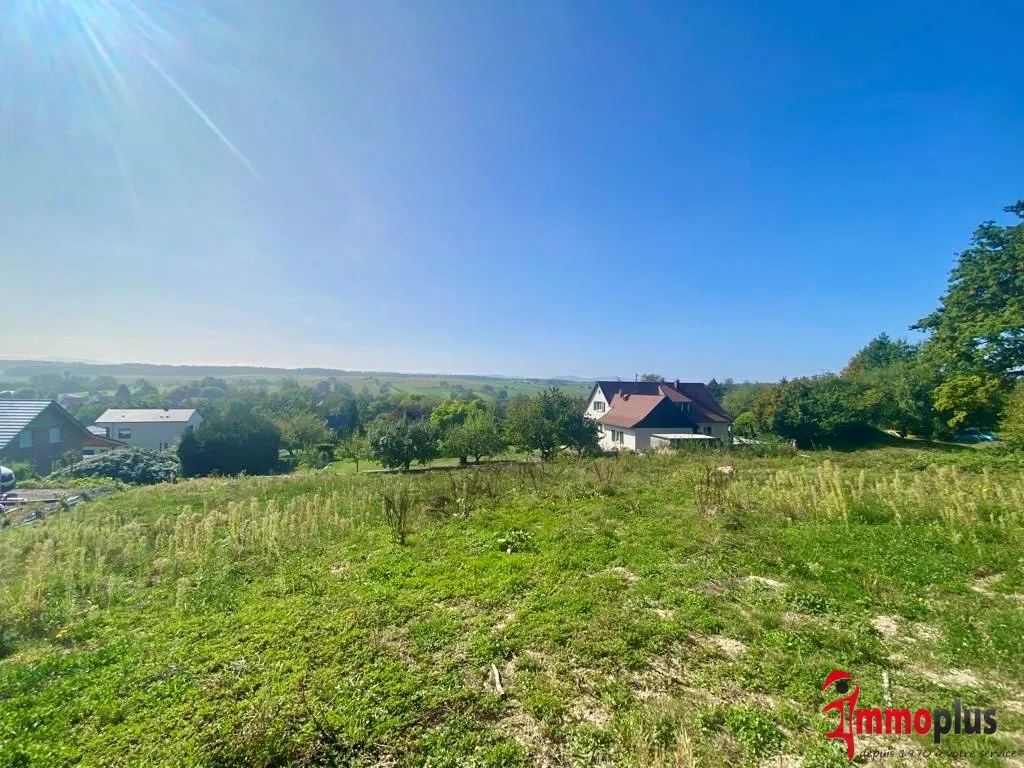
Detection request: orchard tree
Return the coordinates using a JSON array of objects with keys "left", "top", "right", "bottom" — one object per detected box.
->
[
  {"left": 276, "top": 412, "right": 332, "bottom": 457},
  {"left": 443, "top": 413, "right": 505, "bottom": 463},
  {"left": 504, "top": 388, "right": 598, "bottom": 460},
  {"left": 338, "top": 433, "right": 373, "bottom": 472}
]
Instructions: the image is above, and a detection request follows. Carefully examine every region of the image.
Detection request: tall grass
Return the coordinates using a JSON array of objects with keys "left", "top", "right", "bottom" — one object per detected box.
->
[{"left": 2, "top": 452, "right": 1020, "bottom": 652}]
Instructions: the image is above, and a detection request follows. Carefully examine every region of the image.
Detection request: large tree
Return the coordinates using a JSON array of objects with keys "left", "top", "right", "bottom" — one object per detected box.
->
[{"left": 912, "top": 201, "right": 1024, "bottom": 427}]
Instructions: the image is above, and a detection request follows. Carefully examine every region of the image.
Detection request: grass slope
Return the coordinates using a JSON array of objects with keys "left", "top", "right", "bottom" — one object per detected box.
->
[{"left": 1, "top": 449, "right": 1022, "bottom": 767}]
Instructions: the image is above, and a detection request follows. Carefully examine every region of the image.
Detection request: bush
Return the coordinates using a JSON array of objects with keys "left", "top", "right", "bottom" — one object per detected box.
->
[
  {"left": 48, "top": 448, "right": 179, "bottom": 485},
  {"left": 5, "top": 462, "right": 37, "bottom": 481},
  {"left": 178, "top": 412, "right": 282, "bottom": 477}
]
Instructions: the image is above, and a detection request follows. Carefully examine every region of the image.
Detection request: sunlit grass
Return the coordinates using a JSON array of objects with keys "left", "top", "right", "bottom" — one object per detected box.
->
[{"left": 1, "top": 449, "right": 1021, "bottom": 766}]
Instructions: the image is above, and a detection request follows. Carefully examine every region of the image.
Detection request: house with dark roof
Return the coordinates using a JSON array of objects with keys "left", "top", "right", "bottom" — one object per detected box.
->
[
  {"left": 0, "top": 400, "right": 123, "bottom": 474},
  {"left": 585, "top": 380, "right": 733, "bottom": 451}
]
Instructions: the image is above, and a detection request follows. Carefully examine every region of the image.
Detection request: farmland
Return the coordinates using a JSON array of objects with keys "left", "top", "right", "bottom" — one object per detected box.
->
[{"left": 1, "top": 447, "right": 1022, "bottom": 767}]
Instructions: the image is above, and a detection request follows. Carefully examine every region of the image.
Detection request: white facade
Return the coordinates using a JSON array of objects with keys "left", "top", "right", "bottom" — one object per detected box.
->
[
  {"left": 93, "top": 409, "right": 203, "bottom": 451},
  {"left": 588, "top": 383, "right": 731, "bottom": 452},
  {"left": 586, "top": 388, "right": 611, "bottom": 421},
  {"left": 598, "top": 425, "right": 698, "bottom": 452}
]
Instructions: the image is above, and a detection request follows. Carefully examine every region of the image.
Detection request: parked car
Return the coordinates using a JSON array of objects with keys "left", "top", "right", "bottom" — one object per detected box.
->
[
  {"left": 953, "top": 429, "right": 998, "bottom": 443},
  {"left": 0, "top": 465, "right": 14, "bottom": 493}
]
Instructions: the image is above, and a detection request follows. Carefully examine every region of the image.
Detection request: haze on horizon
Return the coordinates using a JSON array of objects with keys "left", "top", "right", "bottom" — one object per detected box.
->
[{"left": 3, "top": 0, "right": 1022, "bottom": 382}]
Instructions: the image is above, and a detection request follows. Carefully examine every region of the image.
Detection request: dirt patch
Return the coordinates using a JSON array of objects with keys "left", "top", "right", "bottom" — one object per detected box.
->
[
  {"left": 871, "top": 614, "right": 900, "bottom": 642},
  {"left": 746, "top": 575, "right": 786, "bottom": 591},
  {"left": 493, "top": 611, "right": 516, "bottom": 633},
  {"left": 970, "top": 573, "right": 1024, "bottom": 604},
  {"left": 601, "top": 566, "right": 639, "bottom": 585},
  {"left": 780, "top": 611, "right": 820, "bottom": 627},
  {"left": 913, "top": 667, "right": 983, "bottom": 690},
  {"left": 571, "top": 695, "right": 611, "bottom": 727},
  {"left": 701, "top": 634, "right": 747, "bottom": 659},
  {"left": 497, "top": 706, "right": 557, "bottom": 768},
  {"left": 651, "top": 608, "right": 675, "bottom": 620}
]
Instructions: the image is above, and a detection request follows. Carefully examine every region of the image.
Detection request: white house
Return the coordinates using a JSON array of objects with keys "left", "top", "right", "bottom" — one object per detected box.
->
[
  {"left": 92, "top": 408, "right": 203, "bottom": 452},
  {"left": 585, "top": 380, "right": 732, "bottom": 452}
]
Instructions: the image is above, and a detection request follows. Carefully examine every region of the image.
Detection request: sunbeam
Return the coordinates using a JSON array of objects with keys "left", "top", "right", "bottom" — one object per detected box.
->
[{"left": 1, "top": 0, "right": 262, "bottom": 188}]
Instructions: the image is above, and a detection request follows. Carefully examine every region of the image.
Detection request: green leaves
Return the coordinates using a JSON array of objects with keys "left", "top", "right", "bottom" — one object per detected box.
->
[{"left": 914, "top": 202, "right": 1024, "bottom": 379}]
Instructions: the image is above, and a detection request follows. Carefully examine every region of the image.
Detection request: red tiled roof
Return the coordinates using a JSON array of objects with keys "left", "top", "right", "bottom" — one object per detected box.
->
[
  {"left": 597, "top": 394, "right": 664, "bottom": 428},
  {"left": 598, "top": 393, "right": 700, "bottom": 430},
  {"left": 591, "top": 381, "right": 732, "bottom": 423}
]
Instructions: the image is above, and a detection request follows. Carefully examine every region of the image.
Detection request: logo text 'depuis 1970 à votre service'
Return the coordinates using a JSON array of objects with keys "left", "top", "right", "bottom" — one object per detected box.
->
[{"left": 822, "top": 670, "right": 999, "bottom": 760}]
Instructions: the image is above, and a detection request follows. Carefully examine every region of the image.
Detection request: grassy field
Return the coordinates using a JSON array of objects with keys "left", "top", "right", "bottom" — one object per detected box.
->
[{"left": 1, "top": 448, "right": 1022, "bottom": 767}]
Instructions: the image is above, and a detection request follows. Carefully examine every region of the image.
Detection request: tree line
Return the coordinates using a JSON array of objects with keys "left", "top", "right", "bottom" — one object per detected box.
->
[{"left": 722, "top": 201, "right": 1024, "bottom": 448}]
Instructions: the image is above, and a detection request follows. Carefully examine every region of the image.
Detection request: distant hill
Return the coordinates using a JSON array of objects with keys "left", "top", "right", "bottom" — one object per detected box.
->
[{"left": 0, "top": 359, "right": 582, "bottom": 387}]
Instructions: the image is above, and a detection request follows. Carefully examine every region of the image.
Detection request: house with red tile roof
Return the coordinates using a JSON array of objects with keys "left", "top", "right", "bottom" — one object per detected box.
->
[{"left": 584, "top": 380, "right": 732, "bottom": 451}]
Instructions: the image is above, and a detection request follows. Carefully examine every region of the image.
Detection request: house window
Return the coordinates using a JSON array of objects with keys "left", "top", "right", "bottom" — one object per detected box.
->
[
  {"left": 593, "top": 401, "right": 605, "bottom": 412},
  {"left": 610, "top": 429, "right": 625, "bottom": 444},
  {"left": 49, "top": 427, "right": 62, "bottom": 444},
  {"left": 117, "top": 428, "right": 132, "bottom": 440},
  {"left": 704, "top": 426, "right": 713, "bottom": 436},
  {"left": 159, "top": 442, "right": 169, "bottom": 451},
  {"left": 19, "top": 430, "right": 32, "bottom": 449}
]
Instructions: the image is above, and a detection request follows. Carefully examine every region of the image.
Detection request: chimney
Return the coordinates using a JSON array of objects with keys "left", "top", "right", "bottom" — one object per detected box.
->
[{"left": 674, "top": 379, "right": 680, "bottom": 390}]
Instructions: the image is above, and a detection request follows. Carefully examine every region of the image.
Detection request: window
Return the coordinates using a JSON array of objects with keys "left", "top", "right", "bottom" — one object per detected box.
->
[
  {"left": 49, "top": 427, "right": 62, "bottom": 444},
  {"left": 19, "top": 430, "right": 32, "bottom": 448},
  {"left": 610, "top": 429, "right": 625, "bottom": 444},
  {"left": 117, "top": 428, "right": 132, "bottom": 440},
  {"left": 704, "top": 426, "right": 713, "bottom": 436},
  {"left": 593, "top": 401, "right": 605, "bottom": 412},
  {"left": 159, "top": 442, "right": 169, "bottom": 451}
]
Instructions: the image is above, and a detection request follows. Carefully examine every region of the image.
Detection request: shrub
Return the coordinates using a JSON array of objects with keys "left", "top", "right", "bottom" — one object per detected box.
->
[
  {"left": 5, "top": 462, "right": 37, "bottom": 481},
  {"left": 48, "top": 448, "right": 179, "bottom": 485},
  {"left": 178, "top": 412, "right": 282, "bottom": 477}
]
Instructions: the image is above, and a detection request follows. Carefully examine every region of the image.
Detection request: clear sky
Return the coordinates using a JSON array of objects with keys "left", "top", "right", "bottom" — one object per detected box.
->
[{"left": 3, "top": 0, "right": 1022, "bottom": 381}]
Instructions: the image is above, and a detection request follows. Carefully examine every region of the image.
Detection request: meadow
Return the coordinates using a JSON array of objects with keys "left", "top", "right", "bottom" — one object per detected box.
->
[{"left": 1, "top": 448, "right": 1022, "bottom": 767}]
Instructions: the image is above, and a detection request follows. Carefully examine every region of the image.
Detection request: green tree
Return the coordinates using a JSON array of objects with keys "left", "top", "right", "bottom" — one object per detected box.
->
[
  {"left": 338, "top": 433, "right": 373, "bottom": 472},
  {"left": 999, "top": 384, "right": 1024, "bottom": 449},
  {"left": 912, "top": 201, "right": 1024, "bottom": 427},
  {"left": 178, "top": 412, "right": 281, "bottom": 477},
  {"left": 720, "top": 383, "right": 772, "bottom": 419},
  {"left": 276, "top": 412, "right": 332, "bottom": 457},
  {"left": 842, "top": 335, "right": 939, "bottom": 437},
  {"left": 430, "top": 399, "right": 487, "bottom": 463},
  {"left": 842, "top": 333, "right": 918, "bottom": 378},
  {"left": 504, "top": 388, "right": 598, "bottom": 459},
  {"left": 443, "top": 413, "right": 505, "bottom": 463},
  {"left": 914, "top": 202, "right": 1024, "bottom": 377},
  {"left": 640, "top": 373, "right": 664, "bottom": 382},
  {"left": 752, "top": 375, "right": 871, "bottom": 448},
  {"left": 367, "top": 416, "right": 436, "bottom": 470}
]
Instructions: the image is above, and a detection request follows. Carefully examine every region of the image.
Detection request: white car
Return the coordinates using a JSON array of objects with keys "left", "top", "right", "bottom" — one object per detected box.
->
[{"left": 0, "top": 465, "right": 15, "bottom": 493}]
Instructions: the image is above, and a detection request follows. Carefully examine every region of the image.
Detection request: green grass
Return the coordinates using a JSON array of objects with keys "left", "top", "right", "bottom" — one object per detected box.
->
[{"left": 1, "top": 449, "right": 1022, "bottom": 766}]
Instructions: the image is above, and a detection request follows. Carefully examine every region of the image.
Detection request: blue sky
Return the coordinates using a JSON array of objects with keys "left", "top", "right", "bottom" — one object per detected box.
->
[{"left": 3, "top": 0, "right": 1022, "bottom": 381}]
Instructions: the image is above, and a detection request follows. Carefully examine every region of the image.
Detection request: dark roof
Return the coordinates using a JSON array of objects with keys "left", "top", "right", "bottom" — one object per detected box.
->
[
  {"left": 0, "top": 400, "right": 51, "bottom": 450},
  {"left": 598, "top": 393, "right": 700, "bottom": 430},
  {"left": 592, "top": 381, "right": 732, "bottom": 423}
]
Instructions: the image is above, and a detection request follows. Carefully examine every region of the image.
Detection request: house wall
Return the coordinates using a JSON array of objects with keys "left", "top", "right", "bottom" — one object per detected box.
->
[
  {"left": 0, "top": 406, "right": 90, "bottom": 475},
  {"left": 586, "top": 387, "right": 611, "bottom": 421},
  {"left": 598, "top": 425, "right": 638, "bottom": 452},
  {"left": 694, "top": 422, "right": 730, "bottom": 441},
  {"left": 93, "top": 413, "right": 203, "bottom": 451}
]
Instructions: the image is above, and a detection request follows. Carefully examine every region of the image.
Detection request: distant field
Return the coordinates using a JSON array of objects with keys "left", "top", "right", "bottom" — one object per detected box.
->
[
  {"left": 0, "top": 360, "right": 590, "bottom": 398},
  {"left": 1, "top": 447, "right": 1021, "bottom": 766}
]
